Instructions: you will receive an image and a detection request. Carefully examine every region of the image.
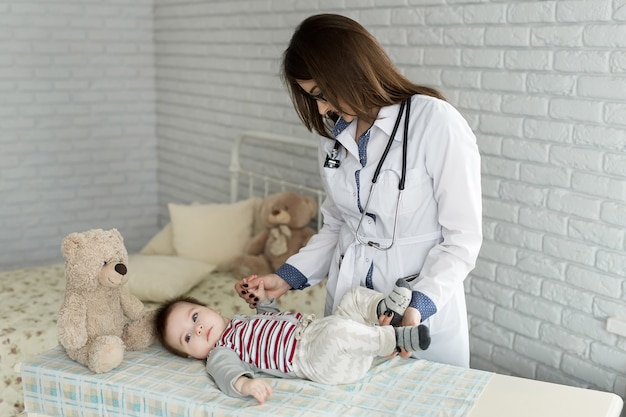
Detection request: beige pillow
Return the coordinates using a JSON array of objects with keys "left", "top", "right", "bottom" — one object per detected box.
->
[
  {"left": 168, "top": 198, "right": 257, "bottom": 271},
  {"left": 126, "top": 254, "right": 216, "bottom": 302},
  {"left": 140, "top": 223, "right": 175, "bottom": 256},
  {"left": 140, "top": 203, "right": 206, "bottom": 256}
]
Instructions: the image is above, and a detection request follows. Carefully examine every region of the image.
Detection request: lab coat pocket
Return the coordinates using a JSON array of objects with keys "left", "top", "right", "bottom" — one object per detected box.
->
[
  {"left": 397, "top": 168, "right": 430, "bottom": 214},
  {"left": 320, "top": 163, "right": 340, "bottom": 204},
  {"left": 368, "top": 169, "right": 402, "bottom": 219},
  {"left": 321, "top": 164, "right": 339, "bottom": 180}
]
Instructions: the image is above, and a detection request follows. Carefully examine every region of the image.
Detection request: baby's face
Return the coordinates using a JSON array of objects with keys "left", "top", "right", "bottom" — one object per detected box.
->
[{"left": 165, "top": 302, "right": 227, "bottom": 359}]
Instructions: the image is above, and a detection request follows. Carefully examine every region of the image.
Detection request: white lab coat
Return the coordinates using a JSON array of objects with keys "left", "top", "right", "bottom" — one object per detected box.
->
[{"left": 284, "top": 94, "right": 482, "bottom": 367}]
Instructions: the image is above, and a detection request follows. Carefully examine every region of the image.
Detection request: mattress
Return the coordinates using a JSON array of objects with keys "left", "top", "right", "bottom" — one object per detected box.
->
[{"left": 22, "top": 344, "right": 492, "bottom": 417}]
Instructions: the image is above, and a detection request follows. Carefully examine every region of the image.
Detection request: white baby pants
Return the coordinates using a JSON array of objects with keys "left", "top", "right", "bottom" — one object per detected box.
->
[{"left": 292, "top": 287, "right": 396, "bottom": 384}]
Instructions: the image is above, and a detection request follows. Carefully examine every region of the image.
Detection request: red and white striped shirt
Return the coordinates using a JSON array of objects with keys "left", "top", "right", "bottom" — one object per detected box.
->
[{"left": 215, "top": 311, "right": 301, "bottom": 374}]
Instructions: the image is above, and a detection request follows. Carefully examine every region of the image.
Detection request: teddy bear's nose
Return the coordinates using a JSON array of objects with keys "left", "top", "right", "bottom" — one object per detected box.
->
[{"left": 115, "top": 263, "right": 127, "bottom": 275}]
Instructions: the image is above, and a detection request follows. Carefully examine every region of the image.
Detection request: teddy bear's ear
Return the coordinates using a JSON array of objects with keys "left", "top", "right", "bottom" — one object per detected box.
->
[
  {"left": 110, "top": 228, "right": 124, "bottom": 243},
  {"left": 62, "top": 233, "right": 83, "bottom": 259},
  {"left": 303, "top": 195, "right": 317, "bottom": 219}
]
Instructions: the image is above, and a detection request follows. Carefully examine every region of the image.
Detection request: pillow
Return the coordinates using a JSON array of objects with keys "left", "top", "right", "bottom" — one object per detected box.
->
[
  {"left": 168, "top": 198, "right": 258, "bottom": 271},
  {"left": 140, "top": 203, "right": 205, "bottom": 256},
  {"left": 140, "top": 223, "right": 175, "bottom": 256},
  {"left": 126, "top": 254, "right": 216, "bottom": 302}
]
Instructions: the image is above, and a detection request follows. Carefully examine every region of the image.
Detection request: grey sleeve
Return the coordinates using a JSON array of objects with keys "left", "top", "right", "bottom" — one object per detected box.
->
[
  {"left": 256, "top": 297, "right": 280, "bottom": 314},
  {"left": 206, "top": 347, "right": 254, "bottom": 398}
]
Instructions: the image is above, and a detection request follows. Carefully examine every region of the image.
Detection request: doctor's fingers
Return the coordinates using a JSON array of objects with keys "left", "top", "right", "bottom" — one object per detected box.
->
[
  {"left": 238, "top": 286, "right": 260, "bottom": 308},
  {"left": 236, "top": 285, "right": 260, "bottom": 308},
  {"left": 235, "top": 281, "right": 248, "bottom": 297},
  {"left": 244, "top": 283, "right": 266, "bottom": 308},
  {"left": 236, "top": 275, "right": 259, "bottom": 294},
  {"left": 400, "top": 307, "right": 422, "bottom": 327},
  {"left": 398, "top": 347, "right": 413, "bottom": 358},
  {"left": 378, "top": 312, "right": 393, "bottom": 326}
]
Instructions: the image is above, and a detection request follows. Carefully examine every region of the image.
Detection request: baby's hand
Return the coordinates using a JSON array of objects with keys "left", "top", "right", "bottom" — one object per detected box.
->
[
  {"left": 237, "top": 377, "right": 272, "bottom": 404},
  {"left": 254, "top": 279, "right": 268, "bottom": 302}
]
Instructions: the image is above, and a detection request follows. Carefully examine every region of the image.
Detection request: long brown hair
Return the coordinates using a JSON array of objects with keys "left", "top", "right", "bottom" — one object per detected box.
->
[{"left": 282, "top": 13, "right": 445, "bottom": 139}]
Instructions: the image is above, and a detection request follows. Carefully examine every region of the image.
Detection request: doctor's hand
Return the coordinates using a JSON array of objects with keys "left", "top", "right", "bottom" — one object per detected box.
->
[{"left": 235, "top": 274, "right": 291, "bottom": 309}]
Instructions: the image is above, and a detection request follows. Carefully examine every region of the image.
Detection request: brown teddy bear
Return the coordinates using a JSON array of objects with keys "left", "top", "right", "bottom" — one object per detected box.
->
[
  {"left": 232, "top": 192, "right": 317, "bottom": 279},
  {"left": 57, "top": 228, "right": 156, "bottom": 373}
]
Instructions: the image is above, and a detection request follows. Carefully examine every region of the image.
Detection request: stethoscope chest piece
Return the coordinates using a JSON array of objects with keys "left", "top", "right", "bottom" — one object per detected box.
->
[{"left": 324, "top": 141, "right": 342, "bottom": 168}]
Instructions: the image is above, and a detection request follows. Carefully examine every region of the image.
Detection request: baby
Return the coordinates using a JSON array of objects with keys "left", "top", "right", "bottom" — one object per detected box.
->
[{"left": 155, "top": 278, "right": 430, "bottom": 404}]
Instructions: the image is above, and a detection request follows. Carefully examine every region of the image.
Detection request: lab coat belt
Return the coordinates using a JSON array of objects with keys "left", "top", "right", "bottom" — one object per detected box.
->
[{"left": 354, "top": 230, "right": 442, "bottom": 247}]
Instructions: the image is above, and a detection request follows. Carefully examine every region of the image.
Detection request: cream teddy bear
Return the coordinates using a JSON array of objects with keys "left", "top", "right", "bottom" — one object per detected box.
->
[
  {"left": 57, "top": 228, "right": 155, "bottom": 373},
  {"left": 232, "top": 192, "right": 317, "bottom": 279}
]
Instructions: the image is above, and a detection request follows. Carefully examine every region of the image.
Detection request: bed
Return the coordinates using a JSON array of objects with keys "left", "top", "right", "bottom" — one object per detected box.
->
[{"left": 3, "top": 131, "right": 623, "bottom": 417}]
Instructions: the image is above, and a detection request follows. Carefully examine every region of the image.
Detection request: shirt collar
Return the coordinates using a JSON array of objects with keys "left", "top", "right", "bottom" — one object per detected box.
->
[{"left": 332, "top": 117, "right": 351, "bottom": 138}]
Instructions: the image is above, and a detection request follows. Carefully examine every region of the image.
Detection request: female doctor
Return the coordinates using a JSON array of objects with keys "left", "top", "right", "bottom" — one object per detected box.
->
[{"left": 235, "top": 14, "right": 482, "bottom": 368}]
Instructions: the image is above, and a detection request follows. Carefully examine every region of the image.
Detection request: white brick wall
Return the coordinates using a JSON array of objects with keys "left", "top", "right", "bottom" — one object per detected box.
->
[
  {"left": 2, "top": 0, "right": 625, "bottom": 409},
  {"left": 0, "top": 1, "right": 158, "bottom": 269},
  {"left": 154, "top": 0, "right": 626, "bottom": 407},
  {"left": 153, "top": 1, "right": 319, "bottom": 223}
]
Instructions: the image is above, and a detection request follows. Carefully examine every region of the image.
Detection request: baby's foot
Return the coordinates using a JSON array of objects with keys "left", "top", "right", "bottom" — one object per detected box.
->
[
  {"left": 377, "top": 278, "right": 412, "bottom": 325},
  {"left": 395, "top": 325, "right": 431, "bottom": 352}
]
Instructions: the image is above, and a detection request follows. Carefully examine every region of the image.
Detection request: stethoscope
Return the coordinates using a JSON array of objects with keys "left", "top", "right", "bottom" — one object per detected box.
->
[{"left": 325, "top": 98, "right": 411, "bottom": 251}]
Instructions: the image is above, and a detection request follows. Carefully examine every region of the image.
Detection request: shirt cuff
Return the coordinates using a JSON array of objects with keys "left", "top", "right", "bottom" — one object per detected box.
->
[
  {"left": 410, "top": 291, "right": 437, "bottom": 322},
  {"left": 275, "top": 263, "right": 310, "bottom": 290}
]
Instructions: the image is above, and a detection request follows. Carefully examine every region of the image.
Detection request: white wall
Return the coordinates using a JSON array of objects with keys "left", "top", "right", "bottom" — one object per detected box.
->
[
  {"left": 0, "top": 1, "right": 159, "bottom": 270},
  {"left": 154, "top": 0, "right": 626, "bottom": 407},
  {"left": 1, "top": 0, "right": 624, "bottom": 408}
]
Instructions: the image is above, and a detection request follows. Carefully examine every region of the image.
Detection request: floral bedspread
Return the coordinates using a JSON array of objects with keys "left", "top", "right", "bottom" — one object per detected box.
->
[
  {"left": 0, "top": 263, "right": 326, "bottom": 417},
  {"left": 0, "top": 264, "right": 66, "bottom": 417}
]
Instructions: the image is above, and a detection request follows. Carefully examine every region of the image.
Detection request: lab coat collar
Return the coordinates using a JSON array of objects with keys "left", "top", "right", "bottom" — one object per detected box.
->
[
  {"left": 333, "top": 118, "right": 359, "bottom": 159},
  {"left": 333, "top": 99, "right": 405, "bottom": 140},
  {"left": 331, "top": 99, "right": 406, "bottom": 158},
  {"left": 373, "top": 101, "right": 405, "bottom": 140}
]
